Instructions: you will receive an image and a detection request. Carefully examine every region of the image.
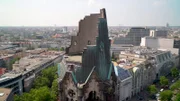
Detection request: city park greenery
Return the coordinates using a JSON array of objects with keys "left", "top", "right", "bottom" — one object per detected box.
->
[
  {"left": 148, "top": 85, "right": 158, "bottom": 95},
  {"left": 147, "top": 67, "right": 180, "bottom": 101},
  {"left": 160, "top": 76, "right": 169, "bottom": 87},
  {"left": 14, "top": 65, "right": 58, "bottom": 101},
  {"left": 171, "top": 67, "right": 179, "bottom": 78},
  {"left": 160, "top": 90, "right": 173, "bottom": 101}
]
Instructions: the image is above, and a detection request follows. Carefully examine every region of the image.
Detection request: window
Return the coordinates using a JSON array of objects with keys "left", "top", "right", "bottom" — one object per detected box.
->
[
  {"left": 74, "top": 41, "right": 77, "bottom": 45},
  {"left": 88, "top": 40, "right": 91, "bottom": 45}
]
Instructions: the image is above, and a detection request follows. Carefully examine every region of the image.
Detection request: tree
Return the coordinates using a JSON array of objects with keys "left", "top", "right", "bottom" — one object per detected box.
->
[
  {"left": 174, "top": 93, "right": 180, "bottom": 101},
  {"left": 160, "top": 90, "right": 173, "bottom": 101},
  {"left": 170, "top": 80, "right": 180, "bottom": 90},
  {"left": 41, "top": 66, "right": 57, "bottom": 87},
  {"left": 51, "top": 79, "right": 58, "bottom": 100},
  {"left": 31, "top": 86, "right": 54, "bottom": 101},
  {"left": 48, "top": 48, "right": 59, "bottom": 51},
  {"left": 60, "top": 47, "right": 64, "bottom": 51},
  {"left": 171, "top": 67, "right": 179, "bottom": 77},
  {"left": 160, "top": 76, "right": 169, "bottom": 87},
  {"left": 34, "top": 77, "right": 50, "bottom": 88},
  {"left": 15, "top": 86, "right": 54, "bottom": 101},
  {"left": 148, "top": 85, "right": 158, "bottom": 95},
  {"left": 15, "top": 65, "right": 58, "bottom": 101}
]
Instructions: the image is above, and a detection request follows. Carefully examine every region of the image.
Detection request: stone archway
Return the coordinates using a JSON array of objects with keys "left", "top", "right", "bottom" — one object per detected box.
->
[{"left": 86, "top": 91, "right": 100, "bottom": 101}]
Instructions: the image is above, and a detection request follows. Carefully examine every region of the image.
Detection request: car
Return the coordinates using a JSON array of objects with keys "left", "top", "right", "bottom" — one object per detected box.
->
[
  {"left": 160, "top": 89, "right": 164, "bottom": 92},
  {"left": 156, "top": 93, "right": 160, "bottom": 97},
  {"left": 137, "top": 95, "right": 144, "bottom": 101},
  {"left": 151, "top": 95, "right": 156, "bottom": 99},
  {"left": 172, "top": 80, "right": 175, "bottom": 83}
]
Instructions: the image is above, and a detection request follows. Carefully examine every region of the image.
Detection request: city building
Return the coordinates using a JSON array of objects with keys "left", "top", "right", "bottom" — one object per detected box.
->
[
  {"left": 0, "top": 49, "right": 64, "bottom": 94},
  {"left": 150, "top": 30, "right": 168, "bottom": 38},
  {"left": 66, "top": 9, "right": 107, "bottom": 55},
  {"left": 113, "top": 46, "right": 178, "bottom": 100},
  {"left": 140, "top": 37, "right": 179, "bottom": 55},
  {"left": 110, "top": 44, "right": 133, "bottom": 59},
  {"left": 58, "top": 9, "right": 116, "bottom": 101},
  {"left": 119, "top": 46, "right": 177, "bottom": 78},
  {"left": 0, "top": 68, "right": 6, "bottom": 76},
  {"left": 0, "top": 88, "right": 13, "bottom": 101},
  {"left": 113, "top": 27, "right": 150, "bottom": 46},
  {"left": 113, "top": 62, "right": 132, "bottom": 101}
]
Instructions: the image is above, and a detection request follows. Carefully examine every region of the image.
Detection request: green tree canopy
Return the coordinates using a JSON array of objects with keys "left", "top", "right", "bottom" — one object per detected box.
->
[
  {"left": 160, "top": 90, "right": 173, "bottom": 101},
  {"left": 15, "top": 65, "right": 58, "bottom": 101},
  {"left": 174, "top": 93, "right": 180, "bottom": 101},
  {"left": 160, "top": 76, "right": 169, "bottom": 86},
  {"left": 171, "top": 67, "right": 179, "bottom": 77},
  {"left": 51, "top": 79, "right": 58, "bottom": 100},
  {"left": 60, "top": 47, "right": 64, "bottom": 51},
  {"left": 34, "top": 76, "right": 50, "bottom": 88},
  {"left": 48, "top": 48, "right": 58, "bottom": 51},
  {"left": 41, "top": 66, "right": 57, "bottom": 87},
  {"left": 170, "top": 80, "right": 180, "bottom": 90},
  {"left": 148, "top": 85, "right": 158, "bottom": 95},
  {"left": 15, "top": 87, "right": 54, "bottom": 101}
]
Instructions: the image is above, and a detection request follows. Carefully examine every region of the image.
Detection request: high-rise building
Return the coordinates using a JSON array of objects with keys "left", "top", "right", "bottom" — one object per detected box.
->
[
  {"left": 66, "top": 9, "right": 107, "bottom": 55},
  {"left": 166, "top": 23, "right": 169, "bottom": 27},
  {"left": 113, "top": 27, "right": 150, "bottom": 46}
]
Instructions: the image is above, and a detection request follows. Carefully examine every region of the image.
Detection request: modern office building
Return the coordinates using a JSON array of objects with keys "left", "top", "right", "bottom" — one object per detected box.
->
[
  {"left": 110, "top": 44, "right": 133, "bottom": 59},
  {"left": 0, "top": 50, "right": 64, "bottom": 94},
  {"left": 113, "top": 27, "right": 150, "bottom": 46},
  {"left": 140, "top": 37, "right": 179, "bottom": 55},
  {"left": 150, "top": 30, "right": 168, "bottom": 38}
]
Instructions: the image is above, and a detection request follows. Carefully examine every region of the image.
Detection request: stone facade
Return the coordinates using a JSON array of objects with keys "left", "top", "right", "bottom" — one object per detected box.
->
[
  {"left": 66, "top": 9, "right": 106, "bottom": 55},
  {"left": 58, "top": 9, "right": 116, "bottom": 101}
]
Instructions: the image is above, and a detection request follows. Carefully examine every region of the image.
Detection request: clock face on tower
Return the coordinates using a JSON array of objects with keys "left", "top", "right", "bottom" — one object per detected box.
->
[{"left": 68, "top": 89, "right": 75, "bottom": 98}]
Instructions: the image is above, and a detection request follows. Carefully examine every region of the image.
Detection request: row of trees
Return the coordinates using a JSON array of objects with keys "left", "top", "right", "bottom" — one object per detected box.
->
[
  {"left": 48, "top": 47, "right": 65, "bottom": 51},
  {"left": 14, "top": 65, "right": 58, "bottom": 101},
  {"left": 148, "top": 76, "right": 169, "bottom": 95},
  {"left": 148, "top": 67, "right": 180, "bottom": 101}
]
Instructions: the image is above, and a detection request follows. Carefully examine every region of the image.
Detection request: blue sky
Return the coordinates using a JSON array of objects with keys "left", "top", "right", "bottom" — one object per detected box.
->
[{"left": 0, "top": 0, "right": 179, "bottom": 26}]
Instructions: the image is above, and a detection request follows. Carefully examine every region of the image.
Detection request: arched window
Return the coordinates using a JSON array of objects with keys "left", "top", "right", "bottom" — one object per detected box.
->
[{"left": 88, "top": 40, "right": 91, "bottom": 45}]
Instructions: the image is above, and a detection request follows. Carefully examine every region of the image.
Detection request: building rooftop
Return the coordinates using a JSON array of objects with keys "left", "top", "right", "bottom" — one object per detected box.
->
[
  {"left": 113, "top": 62, "right": 132, "bottom": 81},
  {"left": 124, "top": 46, "right": 167, "bottom": 57},
  {"left": 0, "top": 88, "right": 12, "bottom": 101},
  {"left": 117, "top": 56, "right": 146, "bottom": 69},
  {"left": 0, "top": 54, "right": 14, "bottom": 59},
  {"left": 65, "top": 55, "right": 82, "bottom": 63},
  {"left": 118, "top": 46, "right": 171, "bottom": 69},
  {"left": 0, "top": 50, "right": 64, "bottom": 82}
]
